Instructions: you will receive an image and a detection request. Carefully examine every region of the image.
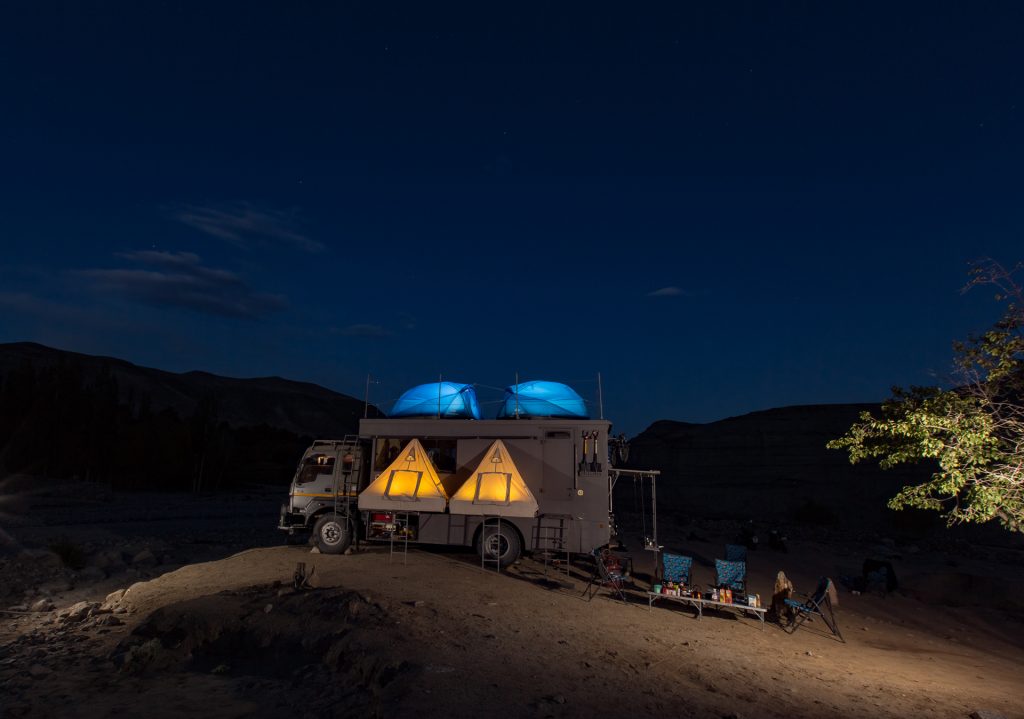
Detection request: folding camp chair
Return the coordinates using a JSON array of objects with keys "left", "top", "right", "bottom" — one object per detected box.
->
[
  {"left": 725, "top": 543, "right": 747, "bottom": 562},
  {"left": 582, "top": 548, "right": 629, "bottom": 604},
  {"left": 661, "top": 551, "right": 693, "bottom": 586},
  {"left": 784, "top": 577, "right": 843, "bottom": 642},
  {"left": 715, "top": 558, "right": 746, "bottom": 595}
]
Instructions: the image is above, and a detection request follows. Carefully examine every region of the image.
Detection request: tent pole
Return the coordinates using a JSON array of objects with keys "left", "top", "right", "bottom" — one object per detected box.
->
[
  {"left": 597, "top": 371, "right": 603, "bottom": 420},
  {"left": 438, "top": 373, "right": 442, "bottom": 419}
]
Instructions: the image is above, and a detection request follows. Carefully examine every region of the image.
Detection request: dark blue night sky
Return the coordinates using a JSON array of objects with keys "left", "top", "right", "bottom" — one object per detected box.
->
[{"left": 1, "top": 2, "right": 1021, "bottom": 435}]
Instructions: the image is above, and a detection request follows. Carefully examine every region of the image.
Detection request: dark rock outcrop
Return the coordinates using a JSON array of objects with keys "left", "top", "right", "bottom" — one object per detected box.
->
[{"left": 626, "top": 404, "right": 942, "bottom": 534}]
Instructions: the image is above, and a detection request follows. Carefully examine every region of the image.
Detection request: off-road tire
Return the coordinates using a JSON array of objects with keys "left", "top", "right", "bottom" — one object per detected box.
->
[
  {"left": 475, "top": 521, "right": 522, "bottom": 568},
  {"left": 313, "top": 514, "right": 352, "bottom": 555}
]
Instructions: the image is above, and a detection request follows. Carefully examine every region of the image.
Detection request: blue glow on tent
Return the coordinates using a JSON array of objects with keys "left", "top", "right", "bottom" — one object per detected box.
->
[
  {"left": 390, "top": 382, "right": 482, "bottom": 419},
  {"left": 497, "top": 381, "right": 589, "bottom": 419}
]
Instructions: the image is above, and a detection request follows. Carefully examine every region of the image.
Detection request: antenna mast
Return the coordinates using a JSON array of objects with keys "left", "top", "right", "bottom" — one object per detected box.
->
[{"left": 364, "top": 373, "right": 372, "bottom": 418}]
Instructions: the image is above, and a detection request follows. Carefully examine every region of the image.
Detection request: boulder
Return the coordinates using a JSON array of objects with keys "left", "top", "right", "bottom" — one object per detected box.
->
[
  {"left": 100, "top": 589, "right": 127, "bottom": 612},
  {"left": 131, "top": 549, "right": 158, "bottom": 567},
  {"left": 60, "top": 601, "right": 99, "bottom": 623},
  {"left": 92, "top": 550, "right": 127, "bottom": 572},
  {"left": 30, "top": 598, "right": 54, "bottom": 613}
]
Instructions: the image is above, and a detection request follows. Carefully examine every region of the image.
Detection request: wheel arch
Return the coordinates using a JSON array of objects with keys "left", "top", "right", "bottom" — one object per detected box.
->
[
  {"left": 471, "top": 518, "right": 526, "bottom": 560},
  {"left": 306, "top": 503, "right": 358, "bottom": 528}
]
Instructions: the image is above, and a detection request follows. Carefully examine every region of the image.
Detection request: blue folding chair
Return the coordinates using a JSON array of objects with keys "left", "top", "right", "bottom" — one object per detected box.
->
[
  {"left": 661, "top": 552, "right": 693, "bottom": 586},
  {"left": 784, "top": 577, "right": 843, "bottom": 641},
  {"left": 725, "top": 543, "right": 747, "bottom": 562},
  {"left": 715, "top": 558, "right": 746, "bottom": 595}
]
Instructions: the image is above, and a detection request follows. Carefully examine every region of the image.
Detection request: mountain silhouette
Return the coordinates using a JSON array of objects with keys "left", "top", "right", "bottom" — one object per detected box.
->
[{"left": 0, "top": 342, "right": 376, "bottom": 438}]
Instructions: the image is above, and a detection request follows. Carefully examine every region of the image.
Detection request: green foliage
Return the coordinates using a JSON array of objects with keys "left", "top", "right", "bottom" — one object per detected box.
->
[{"left": 828, "top": 260, "right": 1024, "bottom": 533}]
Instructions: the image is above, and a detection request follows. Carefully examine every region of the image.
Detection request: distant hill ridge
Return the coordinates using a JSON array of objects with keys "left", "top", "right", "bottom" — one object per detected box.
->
[
  {"left": 0, "top": 342, "right": 375, "bottom": 438},
  {"left": 0, "top": 343, "right": 941, "bottom": 534}
]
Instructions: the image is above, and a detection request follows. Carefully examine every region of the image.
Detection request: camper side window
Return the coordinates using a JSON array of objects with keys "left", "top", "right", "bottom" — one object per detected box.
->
[
  {"left": 423, "top": 439, "right": 457, "bottom": 473},
  {"left": 373, "top": 438, "right": 457, "bottom": 473},
  {"left": 374, "top": 439, "right": 404, "bottom": 471},
  {"left": 297, "top": 455, "right": 335, "bottom": 484}
]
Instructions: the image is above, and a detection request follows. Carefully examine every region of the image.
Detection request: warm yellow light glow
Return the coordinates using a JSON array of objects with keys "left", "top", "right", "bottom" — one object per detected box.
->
[
  {"left": 449, "top": 439, "right": 538, "bottom": 517},
  {"left": 385, "top": 469, "right": 422, "bottom": 499},
  {"left": 476, "top": 472, "right": 512, "bottom": 502},
  {"left": 358, "top": 438, "right": 449, "bottom": 512}
]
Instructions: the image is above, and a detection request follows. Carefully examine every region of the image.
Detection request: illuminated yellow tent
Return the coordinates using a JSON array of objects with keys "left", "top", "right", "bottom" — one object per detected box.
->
[
  {"left": 358, "top": 438, "right": 449, "bottom": 512},
  {"left": 448, "top": 440, "right": 538, "bottom": 517}
]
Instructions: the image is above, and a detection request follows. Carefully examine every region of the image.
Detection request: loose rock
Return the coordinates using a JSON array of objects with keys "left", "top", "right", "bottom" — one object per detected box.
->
[
  {"left": 30, "top": 598, "right": 54, "bottom": 613},
  {"left": 60, "top": 601, "right": 99, "bottom": 623},
  {"left": 28, "top": 664, "right": 51, "bottom": 679}
]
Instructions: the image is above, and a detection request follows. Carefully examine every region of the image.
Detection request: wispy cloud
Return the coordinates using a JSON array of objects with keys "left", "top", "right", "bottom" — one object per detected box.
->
[
  {"left": 335, "top": 324, "right": 393, "bottom": 338},
  {"left": 77, "top": 251, "right": 287, "bottom": 319},
  {"left": 173, "top": 202, "right": 323, "bottom": 253},
  {"left": 397, "top": 312, "right": 417, "bottom": 330},
  {"left": 647, "top": 286, "right": 687, "bottom": 297}
]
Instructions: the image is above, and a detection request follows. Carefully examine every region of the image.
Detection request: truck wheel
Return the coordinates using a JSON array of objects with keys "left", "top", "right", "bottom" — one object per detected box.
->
[
  {"left": 313, "top": 514, "right": 352, "bottom": 555},
  {"left": 475, "top": 521, "right": 521, "bottom": 568}
]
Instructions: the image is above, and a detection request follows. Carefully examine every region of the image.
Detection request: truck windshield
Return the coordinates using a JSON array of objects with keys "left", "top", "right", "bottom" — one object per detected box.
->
[{"left": 297, "top": 454, "right": 335, "bottom": 484}]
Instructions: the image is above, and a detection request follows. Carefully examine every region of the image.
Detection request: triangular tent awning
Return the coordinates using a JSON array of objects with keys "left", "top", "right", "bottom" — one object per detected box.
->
[
  {"left": 449, "top": 440, "right": 539, "bottom": 517},
  {"left": 358, "top": 438, "right": 448, "bottom": 512}
]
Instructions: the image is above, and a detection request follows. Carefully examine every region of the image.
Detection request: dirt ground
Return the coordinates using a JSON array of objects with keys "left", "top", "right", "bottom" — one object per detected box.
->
[{"left": 2, "top": 485, "right": 1023, "bottom": 719}]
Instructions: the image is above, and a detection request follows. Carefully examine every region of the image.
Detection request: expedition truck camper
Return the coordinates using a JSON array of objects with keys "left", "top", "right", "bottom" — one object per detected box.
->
[{"left": 279, "top": 383, "right": 656, "bottom": 567}]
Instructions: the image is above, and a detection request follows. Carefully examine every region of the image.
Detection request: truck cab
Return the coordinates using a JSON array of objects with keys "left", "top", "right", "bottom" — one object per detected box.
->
[{"left": 278, "top": 437, "right": 369, "bottom": 553}]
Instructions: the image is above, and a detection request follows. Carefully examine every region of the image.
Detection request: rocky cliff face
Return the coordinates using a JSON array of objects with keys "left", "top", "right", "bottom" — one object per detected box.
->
[{"left": 626, "top": 404, "right": 941, "bottom": 534}]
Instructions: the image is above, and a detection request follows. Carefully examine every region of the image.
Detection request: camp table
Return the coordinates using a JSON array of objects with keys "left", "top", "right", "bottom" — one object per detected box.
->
[{"left": 647, "top": 592, "right": 767, "bottom": 629}]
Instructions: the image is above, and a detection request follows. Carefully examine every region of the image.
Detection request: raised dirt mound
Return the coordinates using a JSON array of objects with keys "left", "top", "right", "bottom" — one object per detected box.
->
[{"left": 114, "top": 584, "right": 412, "bottom": 718}]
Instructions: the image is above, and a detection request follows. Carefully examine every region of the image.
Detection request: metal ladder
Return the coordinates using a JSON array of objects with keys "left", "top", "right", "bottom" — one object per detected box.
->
[
  {"left": 338, "top": 435, "right": 362, "bottom": 500},
  {"left": 332, "top": 435, "right": 362, "bottom": 549},
  {"left": 389, "top": 511, "right": 412, "bottom": 564},
  {"left": 480, "top": 516, "right": 502, "bottom": 572},
  {"left": 533, "top": 514, "right": 571, "bottom": 576}
]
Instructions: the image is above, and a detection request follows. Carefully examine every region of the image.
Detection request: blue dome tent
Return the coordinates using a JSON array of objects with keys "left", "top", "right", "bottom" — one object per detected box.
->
[
  {"left": 390, "top": 382, "right": 482, "bottom": 419},
  {"left": 497, "top": 381, "right": 589, "bottom": 419}
]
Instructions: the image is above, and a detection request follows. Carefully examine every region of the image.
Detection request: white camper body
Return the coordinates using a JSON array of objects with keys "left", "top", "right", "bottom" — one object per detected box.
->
[{"left": 279, "top": 417, "right": 621, "bottom": 566}]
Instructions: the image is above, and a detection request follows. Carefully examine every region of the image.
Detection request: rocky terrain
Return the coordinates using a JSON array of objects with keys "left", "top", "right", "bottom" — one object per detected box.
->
[{"left": 1, "top": 486, "right": 1023, "bottom": 719}]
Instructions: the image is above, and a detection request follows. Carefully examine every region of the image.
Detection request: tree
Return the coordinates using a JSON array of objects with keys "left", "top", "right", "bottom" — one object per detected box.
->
[{"left": 828, "top": 259, "right": 1024, "bottom": 533}]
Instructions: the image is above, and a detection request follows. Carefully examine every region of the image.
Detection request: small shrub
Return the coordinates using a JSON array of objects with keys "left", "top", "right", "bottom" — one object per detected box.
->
[{"left": 49, "top": 536, "right": 86, "bottom": 570}]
